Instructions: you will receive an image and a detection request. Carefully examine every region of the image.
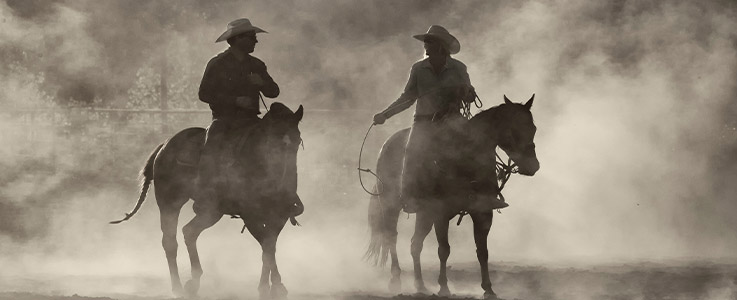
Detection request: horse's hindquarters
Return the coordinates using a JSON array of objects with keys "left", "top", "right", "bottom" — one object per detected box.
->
[{"left": 154, "top": 128, "right": 206, "bottom": 202}]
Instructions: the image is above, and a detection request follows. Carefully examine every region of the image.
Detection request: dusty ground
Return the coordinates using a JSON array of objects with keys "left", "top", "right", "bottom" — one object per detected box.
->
[{"left": 2, "top": 262, "right": 737, "bottom": 300}]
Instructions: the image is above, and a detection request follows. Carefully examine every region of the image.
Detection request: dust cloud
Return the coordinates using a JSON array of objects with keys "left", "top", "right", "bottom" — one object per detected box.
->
[{"left": 1, "top": 0, "right": 737, "bottom": 299}]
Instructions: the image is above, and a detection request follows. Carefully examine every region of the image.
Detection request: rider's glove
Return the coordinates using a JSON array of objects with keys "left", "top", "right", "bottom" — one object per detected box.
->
[{"left": 373, "top": 112, "right": 387, "bottom": 125}]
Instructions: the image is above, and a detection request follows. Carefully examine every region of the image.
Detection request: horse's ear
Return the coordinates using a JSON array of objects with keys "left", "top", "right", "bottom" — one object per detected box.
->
[
  {"left": 504, "top": 94, "right": 512, "bottom": 105},
  {"left": 524, "top": 94, "right": 535, "bottom": 110},
  {"left": 294, "top": 105, "right": 304, "bottom": 121}
]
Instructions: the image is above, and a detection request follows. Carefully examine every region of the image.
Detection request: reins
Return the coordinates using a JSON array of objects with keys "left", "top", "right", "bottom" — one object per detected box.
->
[{"left": 259, "top": 93, "right": 269, "bottom": 113}]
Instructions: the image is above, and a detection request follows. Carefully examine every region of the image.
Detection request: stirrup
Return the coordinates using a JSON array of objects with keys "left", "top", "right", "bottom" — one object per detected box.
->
[{"left": 469, "top": 195, "right": 508, "bottom": 213}]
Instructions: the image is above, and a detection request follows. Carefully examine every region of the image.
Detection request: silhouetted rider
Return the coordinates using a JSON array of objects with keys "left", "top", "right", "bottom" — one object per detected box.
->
[
  {"left": 197, "top": 18, "right": 279, "bottom": 208},
  {"left": 373, "top": 25, "right": 501, "bottom": 213}
]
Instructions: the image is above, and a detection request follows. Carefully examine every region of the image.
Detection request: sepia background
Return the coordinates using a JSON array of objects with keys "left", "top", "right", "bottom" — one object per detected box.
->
[{"left": 1, "top": 0, "right": 736, "bottom": 299}]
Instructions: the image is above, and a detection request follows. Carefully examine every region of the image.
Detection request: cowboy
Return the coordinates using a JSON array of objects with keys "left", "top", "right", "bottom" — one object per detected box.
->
[
  {"left": 373, "top": 25, "right": 503, "bottom": 213},
  {"left": 197, "top": 18, "right": 280, "bottom": 210}
]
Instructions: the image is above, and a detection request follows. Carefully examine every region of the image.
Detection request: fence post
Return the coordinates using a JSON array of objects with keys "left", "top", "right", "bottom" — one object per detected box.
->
[{"left": 160, "top": 45, "right": 169, "bottom": 134}]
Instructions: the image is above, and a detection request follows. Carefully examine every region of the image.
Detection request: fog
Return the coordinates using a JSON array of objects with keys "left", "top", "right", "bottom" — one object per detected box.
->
[{"left": 1, "top": 0, "right": 737, "bottom": 298}]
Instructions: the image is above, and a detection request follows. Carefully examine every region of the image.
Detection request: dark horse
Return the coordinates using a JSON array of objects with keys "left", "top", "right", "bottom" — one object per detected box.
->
[
  {"left": 111, "top": 103, "right": 304, "bottom": 299},
  {"left": 365, "top": 95, "right": 539, "bottom": 299}
]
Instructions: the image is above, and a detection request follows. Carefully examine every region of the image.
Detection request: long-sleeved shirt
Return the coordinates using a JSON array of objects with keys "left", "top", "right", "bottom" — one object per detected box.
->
[
  {"left": 199, "top": 48, "right": 279, "bottom": 120},
  {"left": 380, "top": 57, "right": 472, "bottom": 119}
]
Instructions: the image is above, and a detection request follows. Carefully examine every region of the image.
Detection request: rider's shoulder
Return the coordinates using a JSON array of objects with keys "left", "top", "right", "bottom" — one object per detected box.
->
[
  {"left": 410, "top": 59, "right": 428, "bottom": 71},
  {"left": 247, "top": 55, "right": 267, "bottom": 68},
  {"left": 206, "top": 50, "right": 233, "bottom": 66},
  {"left": 447, "top": 57, "right": 468, "bottom": 70}
]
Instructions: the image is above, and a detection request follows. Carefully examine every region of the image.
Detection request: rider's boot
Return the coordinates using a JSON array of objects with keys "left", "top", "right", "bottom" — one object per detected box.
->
[{"left": 468, "top": 193, "right": 509, "bottom": 213}]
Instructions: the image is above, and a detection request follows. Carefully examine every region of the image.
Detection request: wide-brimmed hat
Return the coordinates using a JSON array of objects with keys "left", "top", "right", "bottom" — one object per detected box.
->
[
  {"left": 215, "top": 18, "right": 267, "bottom": 43},
  {"left": 413, "top": 25, "right": 460, "bottom": 54}
]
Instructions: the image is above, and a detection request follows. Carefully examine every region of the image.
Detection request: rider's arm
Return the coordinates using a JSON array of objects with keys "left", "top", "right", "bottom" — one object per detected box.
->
[
  {"left": 458, "top": 62, "right": 476, "bottom": 104},
  {"left": 199, "top": 58, "right": 237, "bottom": 106},
  {"left": 259, "top": 67, "right": 279, "bottom": 98},
  {"left": 380, "top": 64, "right": 419, "bottom": 119},
  {"left": 253, "top": 59, "right": 280, "bottom": 98}
]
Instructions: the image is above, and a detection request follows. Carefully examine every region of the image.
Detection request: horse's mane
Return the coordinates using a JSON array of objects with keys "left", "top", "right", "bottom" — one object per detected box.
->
[
  {"left": 469, "top": 102, "right": 534, "bottom": 129},
  {"left": 263, "top": 102, "right": 295, "bottom": 120},
  {"left": 467, "top": 103, "right": 504, "bottom": 133},
  {"left": 231, "top": 102, "right": 298, "bottom": 171}
]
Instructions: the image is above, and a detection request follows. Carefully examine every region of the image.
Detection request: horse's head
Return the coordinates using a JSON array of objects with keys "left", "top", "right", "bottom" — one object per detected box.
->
[
  {"left": 472, "top": 94, "right": 539, "bottom": 176},
  {"left": 262, "top": 102, "right": 304, "bottom": 151},
  {"left": 497, "top": 95, "right": 539, "bottom": 176},
  {"left": 259, "top": 102, "right": 304, "bottom": 194}
]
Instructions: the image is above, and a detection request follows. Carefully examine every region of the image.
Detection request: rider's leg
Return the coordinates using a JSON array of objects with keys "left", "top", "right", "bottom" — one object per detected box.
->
[
  {"left": 196, "top": 119, "right": 229, "bottom": 201},
  {"left": 400, "top": 122, "right": 433, "bottom": 213},
  {"left": 400, "top": 151, "right": 420, "bottom": 213}
]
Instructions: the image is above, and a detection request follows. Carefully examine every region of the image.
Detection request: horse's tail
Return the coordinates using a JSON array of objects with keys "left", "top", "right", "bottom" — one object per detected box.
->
[
  {"left": 364, "top": 184, "right": 401, "bottom": 267},
  {"left": 110, "top": 143, "right": 163, "bottom": 224}
]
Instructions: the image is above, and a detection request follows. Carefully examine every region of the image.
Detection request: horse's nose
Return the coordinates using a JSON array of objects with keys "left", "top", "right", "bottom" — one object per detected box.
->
[{"left": 519, "top": 159, "right": 539, "bottom": 176}]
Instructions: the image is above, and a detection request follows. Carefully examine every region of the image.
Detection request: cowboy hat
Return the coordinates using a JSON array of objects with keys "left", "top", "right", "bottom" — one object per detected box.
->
[
  {"left": 215, "top": 18, "right": 267, "bottom": 43},
  {"left": 413, "top": 25, "right": 460, "bottom": 54}
]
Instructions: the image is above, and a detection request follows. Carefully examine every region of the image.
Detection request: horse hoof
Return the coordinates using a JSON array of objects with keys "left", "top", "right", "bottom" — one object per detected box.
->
[
  {"left": 388, "top": 277, "right": 402, "bottom": 294},
  {"left": 258, "top": 284, "right": 270, "bottom": 300},
  {"left": 270, "top": 283, "right": 288, "bottom": 300},
  {"left": 415, "top": 284, "right": 430, "bottom": 295},
  {"left": 172, "top": 286, "right": 185, "bottom": 298},
  {"left": 184, "top": 280, "right": 200, "bottom": 297},
  {"left": 483, "top": 290, "right": 499, "bottom": 300},
  {"left": 438, "top": 286, "right": 451, "bottom": 297}
]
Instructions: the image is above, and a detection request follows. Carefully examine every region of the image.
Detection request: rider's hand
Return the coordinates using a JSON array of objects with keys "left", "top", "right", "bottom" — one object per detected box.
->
[
  {"left": 373, "top": 113, "right": 387, "bottom": 125},
  {"left": 460, "top": 86, "right": 476, "bottom": 103},
  {"left": 235, "top": 96, "right": 256, "bottom": 109},
  {"left": 247, "top": 73, "right": 264, "bottom": 87}
]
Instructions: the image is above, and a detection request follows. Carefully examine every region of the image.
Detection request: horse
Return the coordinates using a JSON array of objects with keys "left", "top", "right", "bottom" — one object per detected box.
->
[
  {"left": 111, "top": 102, "right": 304, "bottom": 300},
  {"left": 365, "top": 95, "right": 539, "bottom": 299}
]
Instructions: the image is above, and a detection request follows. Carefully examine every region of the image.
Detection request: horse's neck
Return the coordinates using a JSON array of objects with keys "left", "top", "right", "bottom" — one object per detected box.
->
[
  {"left": 234, "top": 123, "right": 269, "bottom": 166},
  {"left": 460, "top": 117, "right": 500, "bottom": 156},
  {"left": 443, "top": 115, "right": 501, "bottom": 180}
]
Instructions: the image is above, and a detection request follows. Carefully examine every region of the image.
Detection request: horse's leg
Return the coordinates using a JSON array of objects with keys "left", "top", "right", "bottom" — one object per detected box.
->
[
  {"left": 411, "top": 211, "right": 434, "bottom": 294},
  {"left": 155, "top": 179, "right": 190, "bottom": 297},
  {"left": 242, "top": 218, "right": 270, "bottom": 299},
  {"left": 181, "top": 208, "right": 222, "bottom": 297},
  {"left": 243, "top": 217, "right": 288, "bottom": 300},
  {"left": 381, "top": 199, "right": 402, "bottom": 293},
  {"left": 434, "top": 216, "right": 452, "bottom": 297},
  {"left": 470, "top": 212, "right": 496, "bottom": 299},
  {"left": 264, "top": 218, "right": 289, "bottom": 300},
  {"left": 389, "top": 228, "right": 401, "bottom": 294},
  {"left": 159, "top": 204, "right": 185, "bottom": 296}
]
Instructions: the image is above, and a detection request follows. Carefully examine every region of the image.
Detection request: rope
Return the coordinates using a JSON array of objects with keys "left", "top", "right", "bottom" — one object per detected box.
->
[
  {"left": 474, "top": 93, "right": 483, "bottom": 108},
  {"left": 461, "top": 92, "right": 484, "bottom": 120},
  {"left": 357, "top": 123, "right": 384, "bottom": 196},
  {"left": 379, "top": 85, "right": 470, "bottom": 118}
]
